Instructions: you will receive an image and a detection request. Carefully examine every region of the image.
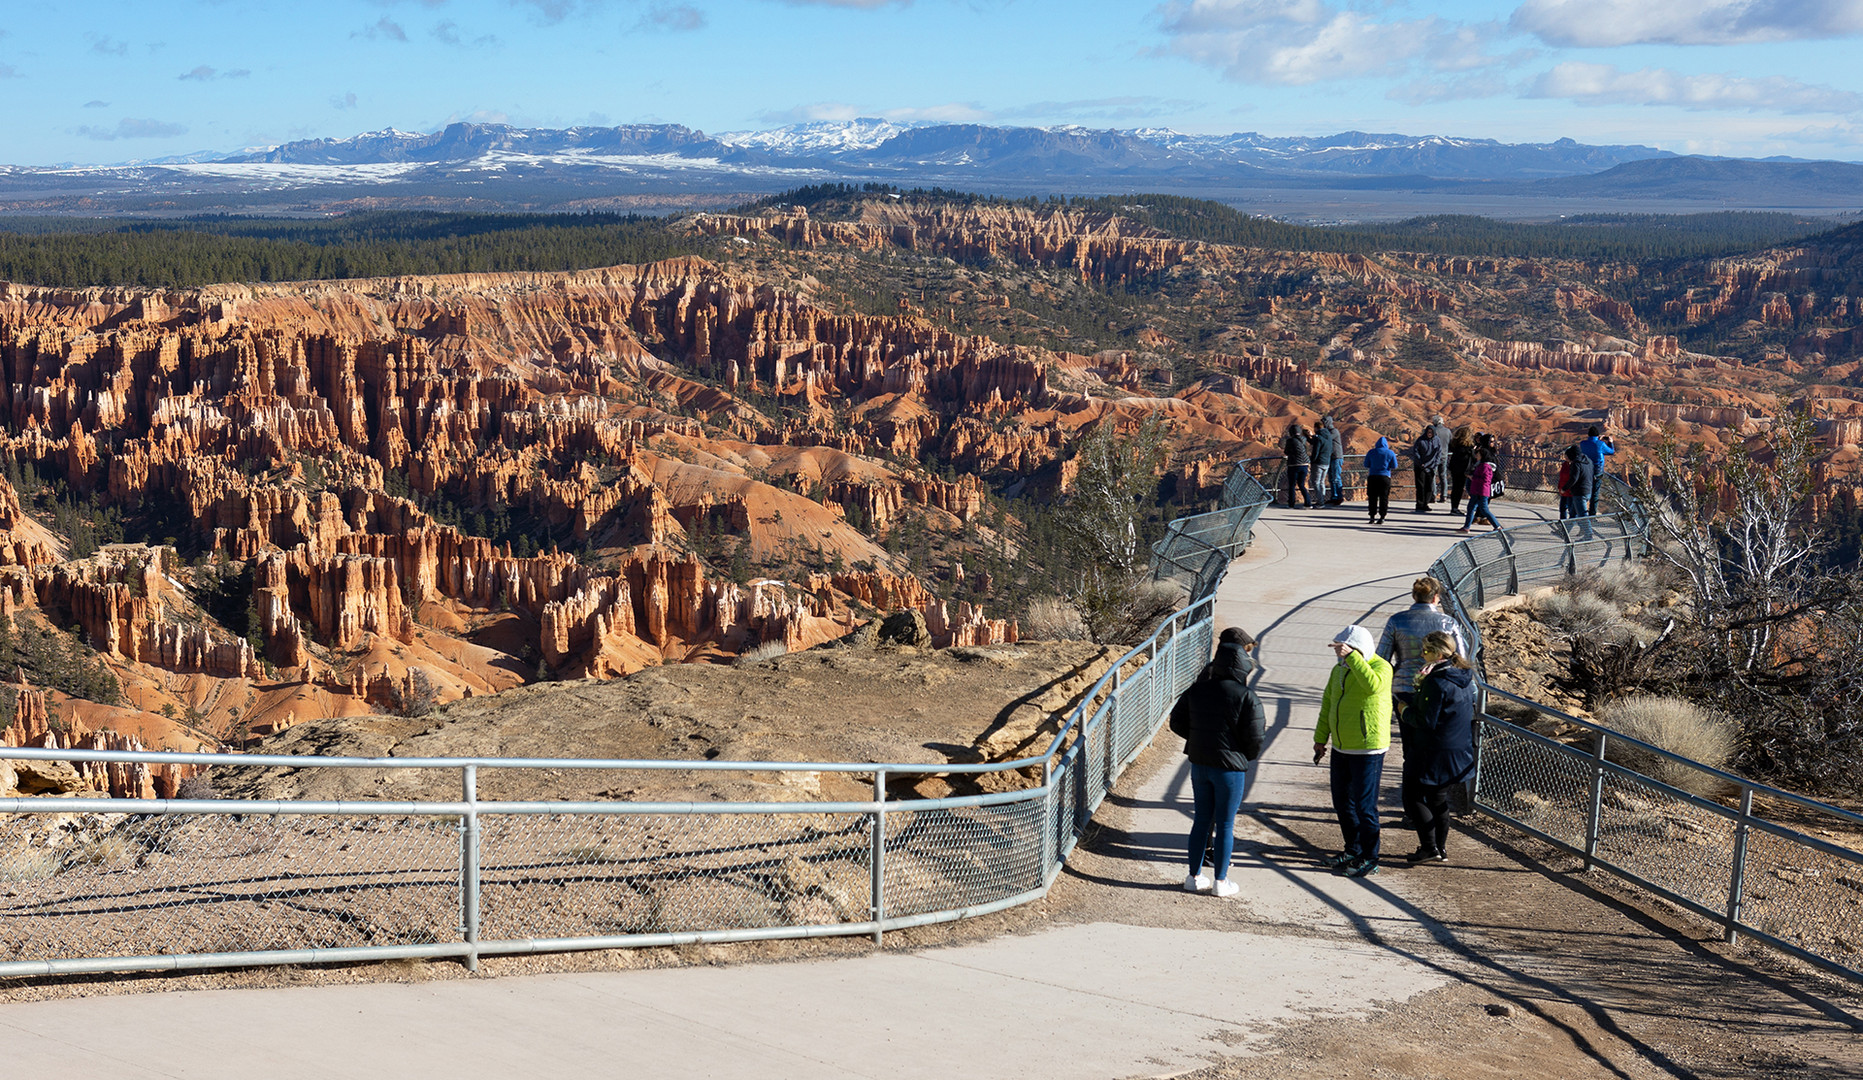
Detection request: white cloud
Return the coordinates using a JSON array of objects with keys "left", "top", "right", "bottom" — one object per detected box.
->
[
  {"left": 178, "top": 66, "right": 249, "bottom": 82},
  {"left": 82, "top": 99, "right": 109, "bottom": 108},
  {"left": 76, "top": 118, "right": 188, "bottom": 141},
  {"left": 89, "top": 35, "right": 129, "bottom": 57},
  {"left": 1155, "top": 0, "right": 1504, "bottom": 85},
  {"left": 1388, "top": 72, "right": 1513, "bottom": 105},
  {"left": 1511, "top": 0, "right": 1863, "bottom": 47},
  {"left": 998, "top": 96, "right": 1206, "bottom": 122},
  {"left": 1529, "top": 61, "right": 1863, "bottom": 112},
  {"left": 332, "top": 92, "right": 359, "bottom": 110},
  {"left": 636, "top": 3, "right": 706, "bottom": 30},
  {"left": 354, "top": 17, "right": 411, "bottom": 41}
]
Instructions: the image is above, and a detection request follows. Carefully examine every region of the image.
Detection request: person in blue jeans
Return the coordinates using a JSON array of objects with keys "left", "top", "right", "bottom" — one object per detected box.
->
[
  {"left": 1580, "top": 425, "right": 1615, "bottom": 516},
  {"left": 1456, "top": 451, "right": 1501, "bottom": 534},
  {"left": 1169, "top": 628, "right": 1265, "bottom": 898}
]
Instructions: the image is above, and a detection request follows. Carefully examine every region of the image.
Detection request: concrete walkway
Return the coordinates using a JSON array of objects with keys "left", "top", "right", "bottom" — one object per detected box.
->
[{"left": 0, "top": 503, "right": 1555, "bottom": 1080}]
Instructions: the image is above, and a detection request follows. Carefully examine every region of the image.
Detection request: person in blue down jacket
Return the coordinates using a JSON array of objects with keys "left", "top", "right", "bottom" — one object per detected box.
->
[
  {"left": 1376, "top": 576, "right": 1468, "bottom": 720},
  {"left": 1580, "top": 425, "right": 1615, "bottom": 516},
  {"left": 1170, "top": 628, "right": 1265, "bottom": 898},
  {"left": 1400, "top": 630, "right": 1476, "bottom": 864},
  {"left": 1364, "top": 436, "right": 1398, "bottom": 525}
]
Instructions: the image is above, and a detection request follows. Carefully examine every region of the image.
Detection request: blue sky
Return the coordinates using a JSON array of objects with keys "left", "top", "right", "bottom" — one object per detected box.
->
[{"left": 2, "top": 0, "right": 1860, "bottom": 165}]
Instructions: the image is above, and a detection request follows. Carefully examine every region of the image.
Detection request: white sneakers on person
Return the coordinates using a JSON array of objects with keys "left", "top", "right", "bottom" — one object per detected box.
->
[
  {"left": 1184, "top": 873, "right": 1212, "bottom": 892},
  {"left": 1212, "top": 878, "right": 1240, "bottom": 898}
]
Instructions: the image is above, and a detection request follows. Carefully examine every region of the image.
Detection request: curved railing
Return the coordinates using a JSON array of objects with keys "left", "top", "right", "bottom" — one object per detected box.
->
[
  {"left": 1434, "top": 476, "right": 1863, "bottom": 984},
  {"left": 0, "top": 466, "right": 1273, "bottom": 979}
]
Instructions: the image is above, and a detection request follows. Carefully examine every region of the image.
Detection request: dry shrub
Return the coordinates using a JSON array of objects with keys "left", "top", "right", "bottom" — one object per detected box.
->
[
  {"left": 59, "top": 834, "right": 134, "bottom": 871},
  {"left": 735, "top": 640, "right": 789, "bottom": 665},
  {"left": 0, "top": 847, "right": 58, "bottom": 882},
  {"left": 1600, "top": 694, "right": 1735, "bottom": 796},
  {"left": 1566, "top": 560, "right": 1662, "bottom": 606},
  {"left": 1021, "top": 596, "right": 1087, "bottom": 641},
  {"left": 1530, "top": 591, "right": 1628, "bottom": 641}
]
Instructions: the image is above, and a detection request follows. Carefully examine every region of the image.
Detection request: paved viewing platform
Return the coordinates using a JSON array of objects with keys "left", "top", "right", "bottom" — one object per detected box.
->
[{"left": 5, "top": 502, "right": 1859, "bottom": 1079}]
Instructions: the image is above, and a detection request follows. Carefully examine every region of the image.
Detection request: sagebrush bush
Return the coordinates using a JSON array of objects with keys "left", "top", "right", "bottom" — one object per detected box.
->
[
  {"left": 1566, "top": 560, "right": 1662, "bottom": 606},
  {"left": 1600, "top": 694, "right": 1735, "bottom": 796},
  {"left": 1021, "top": 596, "right": 1087, "bottom": 641},
  {"left": 735, "top": 640, "right": 789, "bottom": 665},
  {"left": 1530, "top": 591, "right": 1628, "bottom": 641}
]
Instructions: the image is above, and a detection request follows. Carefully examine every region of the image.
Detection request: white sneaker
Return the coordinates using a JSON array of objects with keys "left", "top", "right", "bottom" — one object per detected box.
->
[
  {"left": 1212, "top": 879, "right": 1240, "bottom": 898},
  {"left": 1184, "top": 873, "right": 1212, "bottom": 892}
]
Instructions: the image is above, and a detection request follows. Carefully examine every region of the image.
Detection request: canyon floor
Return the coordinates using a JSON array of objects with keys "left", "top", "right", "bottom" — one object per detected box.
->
[{"left": 3, "top": 505, "right": 1859, "bottom": 1080}]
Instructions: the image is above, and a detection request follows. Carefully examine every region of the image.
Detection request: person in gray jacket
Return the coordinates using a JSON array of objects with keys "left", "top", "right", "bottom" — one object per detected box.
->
[
  {"left": 1430, "top": 416, "right": 1453, "bottom": 501},
  {"left": 1317, "top": 416, "right": 1345, "bottom": 505},
  {"left": 1375, "top": 576, "right": 1468, "bottom": 719}
]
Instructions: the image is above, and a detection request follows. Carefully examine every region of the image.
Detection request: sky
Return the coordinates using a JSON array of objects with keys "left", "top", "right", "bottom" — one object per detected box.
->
[{"left": 1, "top": 0, "right": 1861, "bottom": 165}]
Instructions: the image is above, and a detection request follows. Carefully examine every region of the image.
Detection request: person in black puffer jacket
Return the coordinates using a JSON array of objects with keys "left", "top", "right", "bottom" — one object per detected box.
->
[
  {"left": 1170, "top": 627, "right": 1266, "bottom": 897},
  {"left": 1400, "top": 630, "right": 1476, "bottom": 864}
]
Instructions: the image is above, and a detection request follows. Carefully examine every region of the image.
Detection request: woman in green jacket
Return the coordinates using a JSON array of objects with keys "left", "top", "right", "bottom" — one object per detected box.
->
[{"left": 1312, "top": 624, "right": 1394, "bottom": 877}]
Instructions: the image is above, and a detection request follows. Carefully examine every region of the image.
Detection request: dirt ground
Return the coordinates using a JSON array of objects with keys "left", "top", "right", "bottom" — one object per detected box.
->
[{"left": 5, "top": 643, "right": 1863, "bottom": 1080}]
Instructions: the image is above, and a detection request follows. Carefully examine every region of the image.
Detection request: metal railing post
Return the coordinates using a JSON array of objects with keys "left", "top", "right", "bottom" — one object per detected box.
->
[
  {"left": 460, "top": 764, "right": 480, "bottom": 972},
  {"left": 1584, "top": 731, "right": 1607, "bottom": 870},
  {"left": 870, "top": 769, "right": 886, "bottom": 945},
  {"left": 1725, "top": 785, "right": 1755, "bottom": 944}
]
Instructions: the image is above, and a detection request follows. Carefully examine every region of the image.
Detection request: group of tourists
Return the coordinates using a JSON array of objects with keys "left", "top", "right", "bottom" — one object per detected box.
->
[
  {"left": 1282, "top": 417, "right": 1619, "bottom": 534},
  {"left": 1173, "top": 576, "right": 1475, "bottom": 891}
]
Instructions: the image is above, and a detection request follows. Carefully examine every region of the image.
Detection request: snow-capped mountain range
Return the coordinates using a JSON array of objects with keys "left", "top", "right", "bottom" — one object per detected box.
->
[{"left": 2, "top": 119, "right": 1856, "bottom": 217}]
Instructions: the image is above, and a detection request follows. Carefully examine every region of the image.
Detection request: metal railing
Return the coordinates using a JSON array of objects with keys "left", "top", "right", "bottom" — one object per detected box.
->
[
  {"left": 1151, "top": 461, "right": 1274, "bottom": 597},
  {"left": 1433, "top": 476, "right": 1863, "bottom": 983},
  {"left": 0, "top": 467, "right": 1271, "bottom": 980}
]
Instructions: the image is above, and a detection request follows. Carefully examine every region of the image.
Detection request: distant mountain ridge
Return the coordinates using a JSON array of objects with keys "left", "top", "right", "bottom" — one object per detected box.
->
[
  {"left": 225, "top": 120, "right": 1673, "bottom": 181},
  {"left": 0, "top": 120, "right": 1855, "bottom": 220}
]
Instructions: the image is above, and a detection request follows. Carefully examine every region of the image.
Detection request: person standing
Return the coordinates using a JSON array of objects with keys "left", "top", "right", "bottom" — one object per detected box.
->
[
  {"left": 1401, "top": 631, "right": 1476, "bottom": 864},
  {"left": 1170, "top": 628, "right": 1265, "bottom": 897},
  {"left": 1376, "top": 576, "right": 1467, "bottom": 722},
  {"left": 1447, "top": 426, "right": 1475, "bottom": 516},
  {"left": 1314, "top": 624, "right": 1393, "bottom": 877},
  {"left": 1364, "top": 436, "right": 1397, "bottom": 525},
  {"left": 1309, "top": 421, "right": 1329, "bottom": 507},
  {"left": 1580, "top": 425, "right": 1616, "bottom": 516},
  {"left": 1456, "top": 450, "right": 1502, "bottom": 534},
  {"left": 1430, "top": 415, "right": 1453, "bottom": 502},
  {"left": 1283, "top": 421, "right": 1313, "bottom": 508},
  {"left": 1411, "top": 426, "right": 1444, "bottom": 513},
  {"left": 1315, "top": 417, "right": 1344, "bottom": 505}
]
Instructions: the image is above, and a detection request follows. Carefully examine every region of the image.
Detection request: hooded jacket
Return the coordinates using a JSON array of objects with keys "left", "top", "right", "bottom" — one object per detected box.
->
[
  {"left": 1169, "top": 642, "right": 1265, "bottom": 771},
  {"left": 1315, "top": 422, "right": 1340, "bottom": 467},
  {"left": 1315, "top": 637, "right": 1393, "bottom": 754},
  {"left": 1364, "top": 437, "right": 1398, "bottom": 478},
  {"left": 1401, "top": 664, "right": 1476, "bottom": 787},
  {"left": 1411, "top": 430, "right": 1444, "bottom": 472},
  {"left": 1283, "top": 426, "right": 1312, "bottom": 467}
]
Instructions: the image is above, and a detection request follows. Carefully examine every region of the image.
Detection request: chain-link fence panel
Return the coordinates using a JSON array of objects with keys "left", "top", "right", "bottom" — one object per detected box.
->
[
  {"left": 476, "top": 811, "right": 874, "bottom": 940},
  {"left": 1738, "top": 824, "right": 1863, "bottom": 970},
  {"left": 881, "top": 797, "right": 1047, "bottom": 918},
  {"left": 1592, "top": 769, "right": 1738, "bottom": 915},
  {"left": 1472, "top": 721, "right": 1594, "bottom": 851},
  {"left": 0, "top": 813, "right": 459, "bottom": 966}
]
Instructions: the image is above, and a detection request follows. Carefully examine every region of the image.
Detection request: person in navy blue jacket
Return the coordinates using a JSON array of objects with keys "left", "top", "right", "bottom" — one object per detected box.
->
[
  {"left": 1400, "top": 630, "right": 1476, "bottom": 863},
  {"left": 1364, "top": 437, "right": 1398, "bottom": 525}
]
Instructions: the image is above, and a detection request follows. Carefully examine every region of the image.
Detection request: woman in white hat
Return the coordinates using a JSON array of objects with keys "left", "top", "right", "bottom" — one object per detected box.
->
[{"left": 1313, "top": 624, "right": 1394, "bottom": 877}]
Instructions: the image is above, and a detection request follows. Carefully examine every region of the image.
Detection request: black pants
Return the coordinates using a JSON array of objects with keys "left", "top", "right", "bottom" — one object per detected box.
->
[
  {"left": 1367, "top": 476, "right": 1391, "bottom": 521},
  {"left": 1413, "top": 463, "right": 1431, "bottom": 509},
  {"left": 1449, "top": 466, "right": 1467, "bottom": 512},
  {"left": 1404, "top": 780, "right": 1455, "bottom": 855}
]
